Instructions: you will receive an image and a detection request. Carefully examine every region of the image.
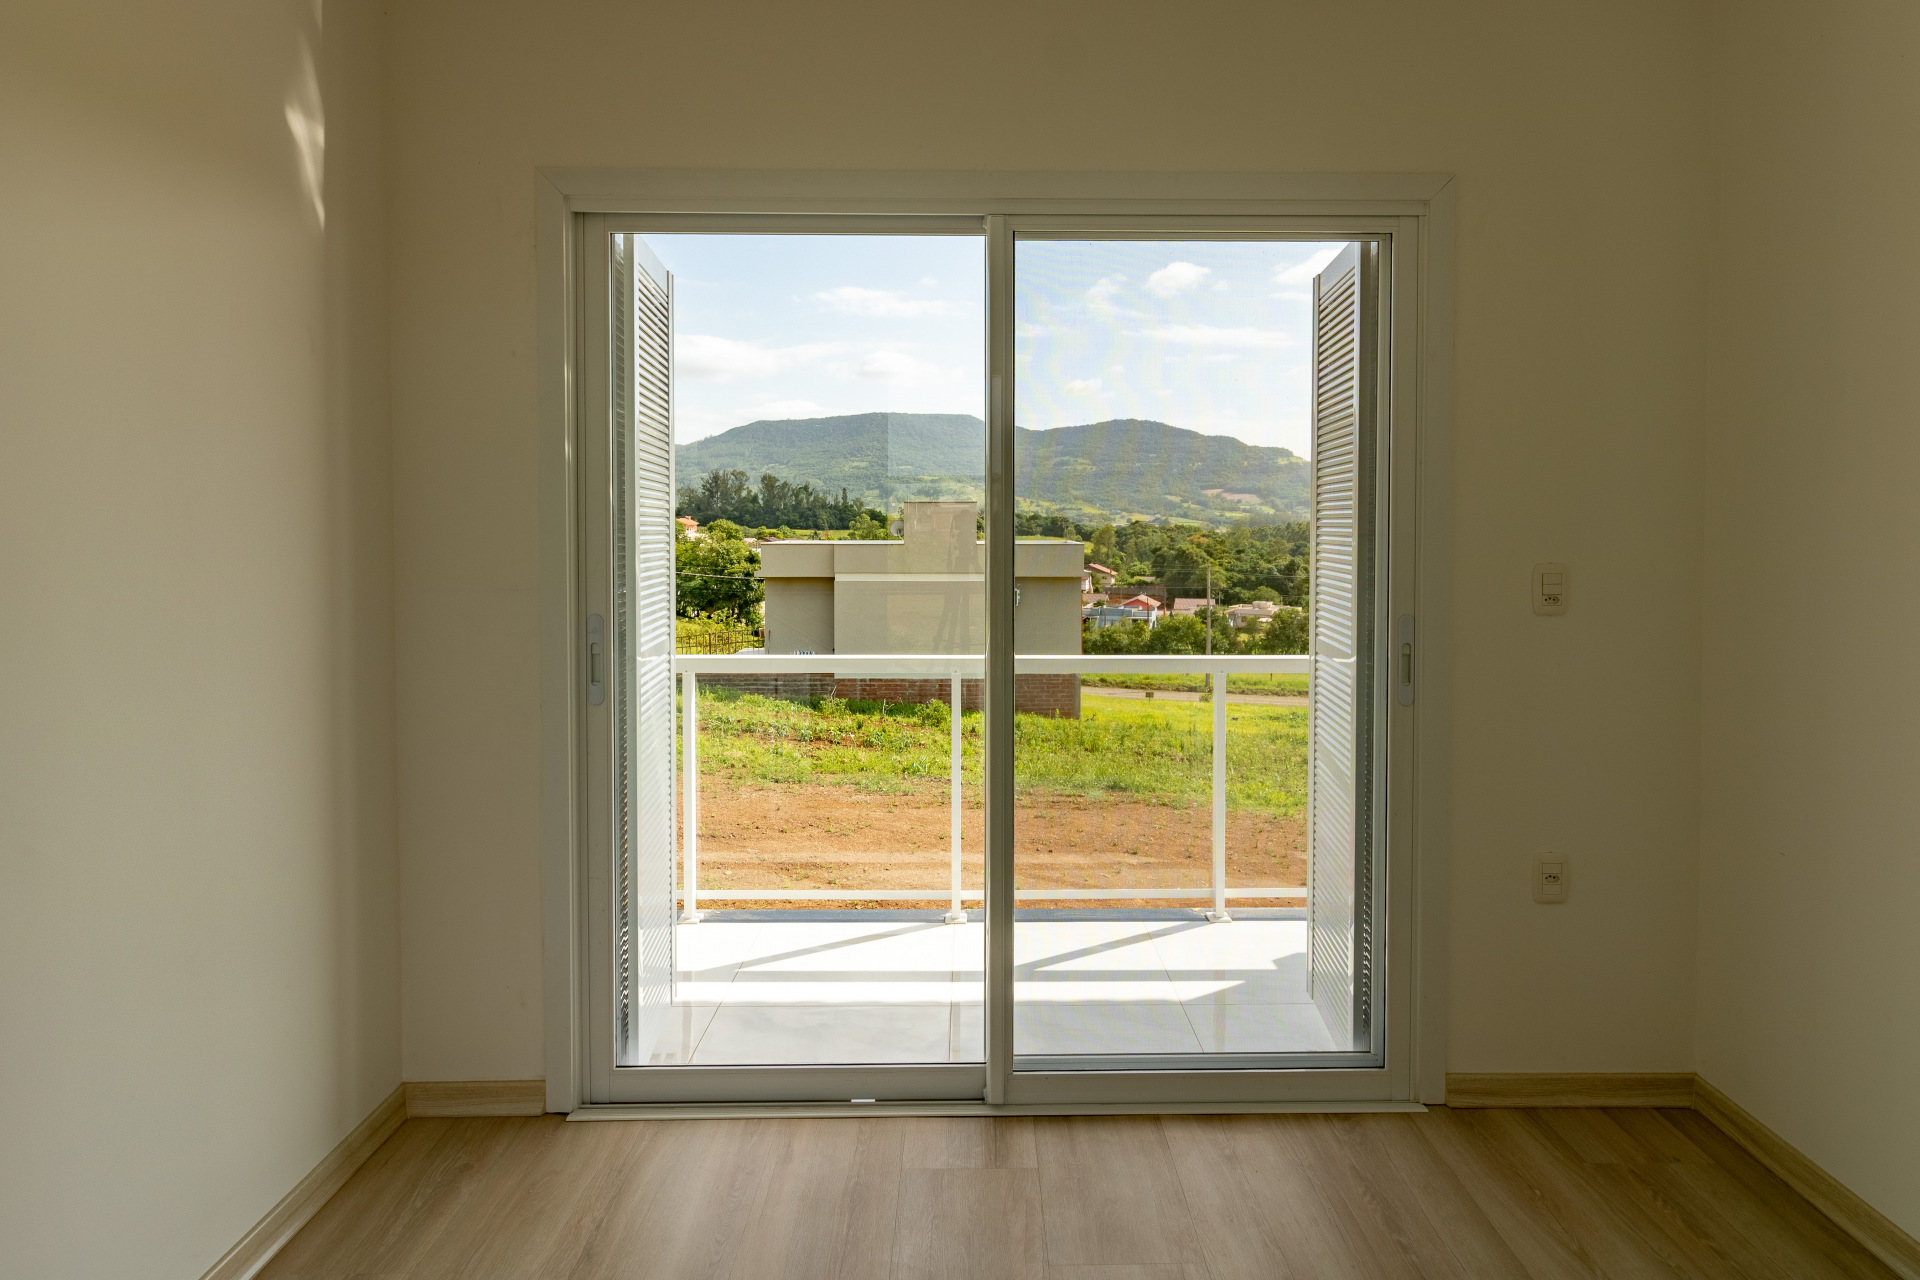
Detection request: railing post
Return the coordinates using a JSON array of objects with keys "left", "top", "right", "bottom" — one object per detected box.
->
[
  {"left": 681, "top": 669, "right": 701, "bottom": 923},
  {"left": 946, "top": 672, "right": 967, "bottom": 923},
  {"left": 1207, "top": 669, "right": 1231, "bottom": 922}
]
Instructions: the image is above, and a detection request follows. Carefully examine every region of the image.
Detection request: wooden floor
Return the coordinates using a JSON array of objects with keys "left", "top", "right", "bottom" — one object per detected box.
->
[{"left": 261, "top": 1106, "right": 1897, "bottom": 1279}]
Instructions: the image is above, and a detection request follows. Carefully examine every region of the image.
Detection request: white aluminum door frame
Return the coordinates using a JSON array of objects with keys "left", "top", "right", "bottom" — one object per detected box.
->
[{"left": 537, "top": 172, "right": 1454, "bottom": 1115}]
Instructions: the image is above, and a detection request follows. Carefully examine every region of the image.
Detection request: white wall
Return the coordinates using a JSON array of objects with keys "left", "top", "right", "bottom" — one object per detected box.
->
[
  {"left": 1698, "top": 0, "right": 1920, "bottom": 1239},
  {"left": 0, "top": 3, "right": 398, "bottom": 1276},
  {"left": 387, "top": 0, "right": 1712, "bottom": 1082}
]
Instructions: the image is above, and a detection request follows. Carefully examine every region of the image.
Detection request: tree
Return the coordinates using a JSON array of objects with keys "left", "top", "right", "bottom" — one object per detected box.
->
[
  {"left": 847, "top": 511, "right": 891, "bottom": 540},
  {"left": 1248, "top": 606, "right": 1308, "bottom": 654},
  {"left": 676, "top": 519, "right": 762, "bottom": 622}
]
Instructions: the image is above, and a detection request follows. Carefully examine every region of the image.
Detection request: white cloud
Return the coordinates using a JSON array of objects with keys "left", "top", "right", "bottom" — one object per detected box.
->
[
  {"left": 1141, "top": 325, "right": 1294, "bottom": 348},
  {"left": 1066, "top": 377, "right": 1103, "bottom": 394},
  {"left": 919, "top": 276, "right": 939, "bottom": 286},
  {"left": 1145, "top": 261, "right": 1211, "bottom": 297},
  {"left": 815, "top": 286, "right": 956, "bottom": 317},
  {"left": 1271, "top": 246, "right": 1344, "bottom": 289},
  {"left": 676, "top": 335, "right": 838, "bottom": 381},
  {"left": 851, "top": 349, "right": 944, "bottom": 383},
  {"left": 1085, "top": 274, "right": 1127, "bottom": 314}
]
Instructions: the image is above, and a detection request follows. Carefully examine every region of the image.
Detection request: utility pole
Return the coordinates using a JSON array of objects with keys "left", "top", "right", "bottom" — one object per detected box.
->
[{"left": 1205, "top": 564, "right": 1213, "bottom": 657}]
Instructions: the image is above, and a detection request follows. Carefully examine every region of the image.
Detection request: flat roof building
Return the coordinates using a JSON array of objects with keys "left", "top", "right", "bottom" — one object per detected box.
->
[{"left": 754, "top": 500, "right": 1085, "bottom": 715}]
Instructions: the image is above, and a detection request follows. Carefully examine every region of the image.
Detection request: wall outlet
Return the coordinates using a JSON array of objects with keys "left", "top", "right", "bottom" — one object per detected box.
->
[
  {"left": 1532, "top": 562, "right": 1568, "bottom": 616},
  {"left": 1533, "top": 854, "right": 1569, "bottom": 904}
]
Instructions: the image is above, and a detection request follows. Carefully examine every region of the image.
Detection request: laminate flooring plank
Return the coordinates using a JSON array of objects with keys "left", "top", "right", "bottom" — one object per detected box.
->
[
  {"left": 1158, "top": 1115, "right": 1300, "bottom": 1280},
  {"left": 1602, "top": 1111, "right": 1718, "bottom": 1166},
  {"left": 1262, "top": 1116, "right": 1425, "bottom": 1280},
  {"left": 1320, "top": 1112, "right": 1534, "bottom": 1280},
  {"left": 1577, "top": 1163, "right": 1771, "bottom": 1280},
  {"left": 1643, "top": 1113, "right": 1896, "bottom": 1280},
  {"left": 722, "top": 1118, "right": 904, "bottom": 1280},
  {"left": 901, "top": 1116, "right": 1037, "bottom": 1169},
  {"left": 569, "top": 1118, "right": 780, "bottom": 1280},
  {"left": 1162, "top": 1114, "right": 1383, "bottom": 1280},
  {"left": 1536, "top": 1111, "right": 1665, "bottom": 1166},
  {"left": 1460, "top": 1109, "right": 1700, "bottom": 1279},
  {"left": 1033, "top": 1118, "right": 1201, "bottom": 1268},
  {"left": 261, "top": 1119, "right": 453, "bottom": 1277},
  {"left": 892, "top": 1167, "right": 1045, "bottom": 1280},
  {"left": 345, "top": 1116, "right": 532, "bottom": 1276},
  {"left": 419, "top": 1116, "right": 659, "bottom": 1280},
  {"left": 1658, "top": 1111, "right": 1896, "bottom": 1280},
  {"left": 1412, "top": 1107, "right": 1609, "bottom": 1280},
  {"left": 399, "top": 1116, "right": 569, "bottom": 1280},
  {"left": 1296, "top": 1114, "right": 1462, "bottom": 1279},
  {"left": 1507, "top": 1113, "right": 1758, "bottom": 1280},
  {"left": 1043, "top": 1267, "right": 1214, "bottom": 1279},
  {"left": 1619, "top": 1161, "right": 1851, "bottom": 1280}
]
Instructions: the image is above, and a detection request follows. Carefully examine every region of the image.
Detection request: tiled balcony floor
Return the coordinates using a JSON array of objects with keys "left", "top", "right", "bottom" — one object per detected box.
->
[{"left": 639, "top": 910, "right": 1337, "bottom": 1065}]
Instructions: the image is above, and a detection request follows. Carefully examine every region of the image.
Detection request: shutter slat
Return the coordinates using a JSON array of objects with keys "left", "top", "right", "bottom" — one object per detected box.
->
[
  {"left": 615, "top": 235, "right": 677, "bottom": 1063},
  {"left": 1308, "top": 242, "right": 1373, "bottom": 1052}
]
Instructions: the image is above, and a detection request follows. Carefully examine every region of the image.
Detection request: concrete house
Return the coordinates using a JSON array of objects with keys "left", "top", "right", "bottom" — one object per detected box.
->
[{"left": 755, "top": 500, "right": 1084, "bottom": 715}]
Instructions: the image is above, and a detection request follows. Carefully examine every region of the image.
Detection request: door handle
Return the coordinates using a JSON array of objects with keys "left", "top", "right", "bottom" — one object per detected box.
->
[
  {"left": 587, "top": 614, "right": 606, "bottom": 706},
  {"left": 1395, "top": 614, "right": 1414, "bottom": 706}
]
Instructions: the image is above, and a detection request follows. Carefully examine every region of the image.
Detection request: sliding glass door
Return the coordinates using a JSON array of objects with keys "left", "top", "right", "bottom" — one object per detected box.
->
[{"left": 579, "top": 212, "right": 1410, "bottom": 1107}]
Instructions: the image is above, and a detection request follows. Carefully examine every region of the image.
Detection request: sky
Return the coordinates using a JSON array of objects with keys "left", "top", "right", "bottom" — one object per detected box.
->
[
  {"left": 644, "top": 234, "right": 984, "bottom": 445},
  {"left": 643, "top": 233, "right": 1345, "bottom": 456}
]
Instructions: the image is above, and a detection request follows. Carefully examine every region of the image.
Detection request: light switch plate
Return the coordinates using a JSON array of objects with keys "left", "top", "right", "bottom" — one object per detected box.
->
[
  {"left": 1533, "top": 854, "right": 1569, "bottom": 904},
  {"left": 1532, "top": 562, "right": 1568, "bottom": 616}
]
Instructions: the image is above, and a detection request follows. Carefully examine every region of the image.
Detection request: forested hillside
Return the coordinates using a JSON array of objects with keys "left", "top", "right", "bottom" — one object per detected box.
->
[{"left": 675, "top": 412, "right": 1309, "bottom": 527}]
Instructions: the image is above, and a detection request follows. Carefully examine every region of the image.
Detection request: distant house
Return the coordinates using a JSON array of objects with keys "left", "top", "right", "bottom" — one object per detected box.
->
[
  {"left": 1110, "top": 584, "right": 1166, "bottom": 605},
  {"left": 1226, "top": 601, "right": 1281, "bottom": 628},
  {"left": 1110, "top": 593, "right": 1163, "bottom": 614},
  {"left": 755, "top": 500, "right": 1085, "bottom": 716},
  {"left": 1083, "top": 603, "right": 1160, "bottom": 629},
  {"left": 677, "top": 516, "right": 700, "bottom": 537},
  {"left": 1085, "top": 563, "right": 1118, "bottom": 589},
  {"left": 1171, "top": 597, "right": 1211, "bottom": 615}
]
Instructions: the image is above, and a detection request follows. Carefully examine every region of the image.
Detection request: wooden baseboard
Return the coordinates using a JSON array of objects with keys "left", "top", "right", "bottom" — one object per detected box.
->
[
  {"left": 1445, "top": 1072, "right": 1697, "bottom": 1108},
  {"left": 404, "top": 1079, "right": 548, "bottom": 1118},
  {"left": 198, "top": 1083, "right": 406, "bottom": 1280},
  {"left": 1694, "top": 1077, "right": 1920, "bottom": 1280}
]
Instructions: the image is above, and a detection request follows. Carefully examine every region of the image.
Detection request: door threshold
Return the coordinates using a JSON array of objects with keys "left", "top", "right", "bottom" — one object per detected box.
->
[{"left": 567, "top": 1099, "right": 1428, "bottom": 1121}]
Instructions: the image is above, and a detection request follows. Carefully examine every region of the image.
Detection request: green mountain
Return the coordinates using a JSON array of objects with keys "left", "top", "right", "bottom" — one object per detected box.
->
[{"left": 675, "top": 412, "right": 1308, "bottom": 526}]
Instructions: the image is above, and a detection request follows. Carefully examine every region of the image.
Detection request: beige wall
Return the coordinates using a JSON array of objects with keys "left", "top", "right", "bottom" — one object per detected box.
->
[
  {"left": 1698, "top": 0, "right": 1920, "bottom": 1237},
  {"left": 763, "top": 578, "right": 835, "bottom": 655},
  {"left": 389, "top": 0, "right": 1711, "bottom": 1081},
  {"left": 0, "top": 2, "right": 398, "bottom": 1275}
]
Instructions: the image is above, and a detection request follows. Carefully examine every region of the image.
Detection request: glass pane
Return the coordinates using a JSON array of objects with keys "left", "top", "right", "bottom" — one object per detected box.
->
[
  {"left": 628, "top": 233, "right": 987, "bottom": 1066},
  {"left": 1010, "top": 237, "right": 1363, "bottom": 1063}
]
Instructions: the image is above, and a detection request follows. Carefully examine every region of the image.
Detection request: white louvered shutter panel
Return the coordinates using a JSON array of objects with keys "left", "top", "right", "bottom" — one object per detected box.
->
[
  {"left": 1307, "top": 241, "right": 1375, "bottom": 1052},
  {"left": 614, "top": 235, "right": 678, "bottom": 1063}
]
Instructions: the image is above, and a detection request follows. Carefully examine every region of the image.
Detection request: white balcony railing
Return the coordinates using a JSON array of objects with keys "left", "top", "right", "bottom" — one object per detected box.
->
[{"left": 674, "top": 653, "right": 1311, "bottom": 922}]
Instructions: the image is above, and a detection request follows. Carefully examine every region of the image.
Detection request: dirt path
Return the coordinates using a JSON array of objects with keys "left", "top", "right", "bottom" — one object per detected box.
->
[{"left": 685, "top": 779, "right": 1305, "bottom": 910}]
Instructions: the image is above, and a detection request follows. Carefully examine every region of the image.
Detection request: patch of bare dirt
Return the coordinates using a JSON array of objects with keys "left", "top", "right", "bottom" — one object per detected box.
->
[{"left": 684, "top": 780, "right": 1304, "bottom": 910}]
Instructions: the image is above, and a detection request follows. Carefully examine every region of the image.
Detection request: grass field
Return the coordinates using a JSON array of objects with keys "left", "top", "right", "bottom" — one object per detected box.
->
[
  {"left": 1080, "top": 672, "right": 1308, "bottom": 698},
  {"left": 689, "top": 688, "right": 1306, "bottom": 815}
]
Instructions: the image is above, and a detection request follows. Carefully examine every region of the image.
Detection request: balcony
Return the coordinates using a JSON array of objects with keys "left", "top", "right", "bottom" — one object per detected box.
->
[{"left": 642, "top": 653, "right": 1336, "bottom": 1066}]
